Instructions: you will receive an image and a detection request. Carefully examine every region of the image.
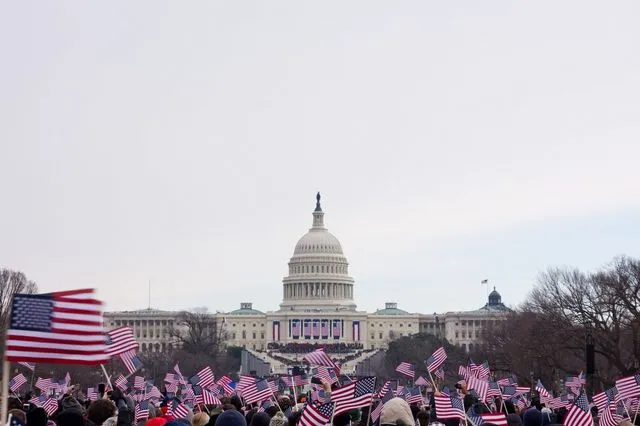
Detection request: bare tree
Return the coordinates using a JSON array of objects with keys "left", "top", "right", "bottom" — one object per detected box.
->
[
  {"left": 168, "top": 310, "right": 225, "bottom": 356},
  {"left": 383, "top": 333, "right": 467, "bottom": 382},
  {"left": 481, "top": 256, "right": 640, "bottom": 390},
  {"left": 0, "top": 269, "right": 38, "bottom": 355}
]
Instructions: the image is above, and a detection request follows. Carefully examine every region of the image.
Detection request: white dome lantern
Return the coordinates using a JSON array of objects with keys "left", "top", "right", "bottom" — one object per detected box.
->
[{"left": 279, "top": 193, "right": 356, "bottom": 312}]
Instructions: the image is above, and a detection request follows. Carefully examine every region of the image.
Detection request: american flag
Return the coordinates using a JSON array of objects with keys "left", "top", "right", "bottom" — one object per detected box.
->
[
  {"left": 497, "top": 377, "right": 515, "bottom": 387},
  {"left": 459, "top": 365, "right": 470, "bottom": 380},
  {"left": 311, "top": 389, "right": 330, "bottom": 403},
  {"left": 217, "top": 376, "right": 234, "bottom": 394},
  {"left": 115, "top": 374, "right": 129, "bottom": 391},
  {"left": 18, "top": 361, "right": 35, "bottom": 371},
  {"left": 481, "top": 413, "right": 508, "bottom": 426},
  {"left": 35, "top": 377, "right": 54, "bottom": 393},
  {"left": 299, "top": 402, "right": 335, "bottom": 426},
  {"left": 564, "top": 392, "right": 594, "bottom": 426},
  {"left": 467, "top": 407, "right": 483, "bottom": 426},
  {"left": 242, "top": 379, "right": 273, "bottom": 404},
  {"left": 415, "top": 376, "right": 429, "bottom": 386},
  {"left": 292, "top": 320, "right": 301, "bottom": 337},
  {"left": 434, "top": 394, "right": 465, "bottom": 420},
  {"left": 6, "top": 289, "right": 109, "bottom": 365},
  {"left": 87, "top": 387, "right": 98, "bottom": 400},
  {"left": 304, "top": 321, "right": 311, "bottom": 336},
  {"left": 258, "top": 401, "right": 274, "bottom": 413},
  {"left": 194, "top": 386, "right": 221, "bottom": 406},
  {"left": 566, "top": 372, "right": 586, "bottom": 394},
  {"left": 615, "top": 375, "right": 640, "bottom": 401},
  {"left": 196, "top": 366, "right": 215, "bottom": 389},
  {"left": 426, "top": 347, "right": 447, "bottom": 373},
  {"left": 474, "top": 361, "right": 490, "bottom": 379},
  {"left": 332, "top": 321, "right": 341, "bottom": 337},
  {"left": 42, "top": 398, "right": 59, "bottom": 416},
  {"left": 144, "top": 385, "right": 163, "bottom": 401},
  {"left": 9, "top": 374, "right": 27, "bottom": 392},
  {"left": 312, "top": 321, "right": 320, "bottom": 337},
  {"left": 332, "top": 377, "right": 375, "bottom": 416},
  {"left": 371, "top": 391, "right": 395, "bottom": 423},
  {"left": 376, "top": 380, "right": 398, "bottom": 398},
  {"left": 605, "top": 386, "right": 619, "bottom": 404},
  {"left": 135, "top": 401, "right": 150, "bottom": 421},
  {"left": 169, "top": 400, "right": 190, "bottom": 419},
  {"left": 236, "top": 375, "right": 256, "bottom": 393},
  {"left": 486, "top": 382, "right": 502, "bottom": 400},
  {"left": 321, "top": 321, "right": 329, "bottom": 338},
  {"left": 592, "top": 391, "right": 610, "bottom": 412},
  {"left": 133, "top": 376, "right": 145, "bottom": 390},
  {"left": 165, "top": 372, "right": 182, "bottom": 384},
  {"left": 105, "top": 326, "right": 139, "bottom": 356},
  {"left": 536, "top": 380, "right": 550, "bottom": 398},
  {"left": 311, "top": 366, "right": 338, "bottom": 384},
  {"left": 395, "top": 362, "right": 415, "bottom": 379},
  {"left": 435, "top": 367, "right": 445, "bottom": 381},
  {"left": 304, "top": 348, "right": 339, "bottom": 371},
  {"left": 600, "top": 403, "right": 622, "bottom": 426},
  {"left": 404, "top": 387, "right": 424, "bottom": 405},
  {"left": 174, "top": 363, "right": 186, "bottom": 384},
  {"left": 120, "top": 350, "right": 143, "bottom": 374},
  {"left": 467, "top": 377, "right": 489, "bottom": 402},
  {"left": 181, "top": 384, "right": 196, "bottom": 401}
]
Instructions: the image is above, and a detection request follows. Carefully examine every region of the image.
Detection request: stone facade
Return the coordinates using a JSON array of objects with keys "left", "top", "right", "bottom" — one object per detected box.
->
[{"left": 104, "top": 194, "right": 511, "bottom": 353}]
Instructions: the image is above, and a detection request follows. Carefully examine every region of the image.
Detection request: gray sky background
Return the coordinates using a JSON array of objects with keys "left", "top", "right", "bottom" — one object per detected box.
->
[{"left": 1, "top": 1, "right": 639, "bottom": 314}]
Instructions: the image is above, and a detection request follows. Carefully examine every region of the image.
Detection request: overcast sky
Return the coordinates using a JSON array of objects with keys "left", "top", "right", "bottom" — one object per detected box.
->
[{"left": 1, "top": 1, "right": 639, "bottom": 315}]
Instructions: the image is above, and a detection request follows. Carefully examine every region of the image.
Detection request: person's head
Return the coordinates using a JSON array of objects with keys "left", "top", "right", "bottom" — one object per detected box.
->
[
  {"left": 27, "top": 407, "right": 49, "bottom": 426},
  {"left": 61, "top": 396, "right": 86, "bottom": 416},
  {"left": 87, "top": 399, "right": 117, "bottom": 425},
  {"left": 193, "top": 412, "right": 211, "bottom": 426},
  {"left": 56, "top": 410, "right": 86, "bottom": 426},
  {"left": 269, "top": 412, "right": 287, "bottom": 426},
  {"left": 250, "top": 412, "right": 271, "bottom": 426},
  {"left": 230, "top": 396, "right": 243, "bottom": 412},
  {"left": 215, "top": 410, "right": 247, "bottom": 426},
  {"left": 507, "top": 413, "right": 523, "bottom": 426},
  {"left": 287, "top": 410, "right": 302, "bottom": 426},
  {"left": 504, "top": 401, "right": 516, "bottom": 415},
  {"left": 222, "top": 405, "right": 237, "bottom": 412},
  {"left": 265, "top": 406, "right": 279, "bottom": 418},
  {"left": 146, "top": 417, "right": 169, "bottom": 426},
  {"left": 523, "top": 408, "right": 542, "bottom": 426},
  {"left": 380, "top": 398, "right": 414, "bottom": 426},
  {"left": 8, "top": 409, "right": 27, "bottom": 425},
  {"left": 8, "top": 397, "right": 22, "bottom": 411},
  {"left": 331, "top": 412, "right": 350, "bottom": 426},
  {"left": 416, "top": 410, "right": 429, "bottom": 426}
]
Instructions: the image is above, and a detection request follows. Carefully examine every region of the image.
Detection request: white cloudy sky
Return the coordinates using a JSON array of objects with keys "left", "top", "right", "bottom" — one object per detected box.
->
[{"left": 1, "top": 1, "right": 639, "bottom": 314}]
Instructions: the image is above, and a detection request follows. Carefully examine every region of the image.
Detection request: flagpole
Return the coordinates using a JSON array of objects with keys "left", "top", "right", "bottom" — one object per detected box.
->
[
  {"left": 100, "top": 364, "right": 113, "bottom": 390},
  {"left": 1, "top": 359, "right": 10, "bottom": 423},
  {"left": 427, "top": 370, "right": 439, "bottom": 393},
  {"left": 365, "top": 377, "right": 376, "bottom": 426},
  {"left": 125, "top": 365, "right": 143, "bottom": 380}
]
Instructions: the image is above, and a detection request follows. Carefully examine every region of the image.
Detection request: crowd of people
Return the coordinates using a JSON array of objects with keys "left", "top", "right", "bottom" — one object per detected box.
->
[{"left": 2, "top": 376, "right": 622, "bottom": 426}]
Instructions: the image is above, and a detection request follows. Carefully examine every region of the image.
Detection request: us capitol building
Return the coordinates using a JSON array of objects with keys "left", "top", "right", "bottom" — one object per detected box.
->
[{"left": 104, "top": 194, "right": 510, "bottom": 367}]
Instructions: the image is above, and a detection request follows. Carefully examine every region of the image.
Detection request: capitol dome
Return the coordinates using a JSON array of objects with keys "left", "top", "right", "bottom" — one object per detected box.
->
[{"left": 280, "top": 193, "right": 356, "bottom": 312}]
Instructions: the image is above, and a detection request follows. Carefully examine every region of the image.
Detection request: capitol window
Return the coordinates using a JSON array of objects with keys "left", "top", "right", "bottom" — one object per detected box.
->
[{"left": 371, "top": 334, "right": 374, "bottom": 339}]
